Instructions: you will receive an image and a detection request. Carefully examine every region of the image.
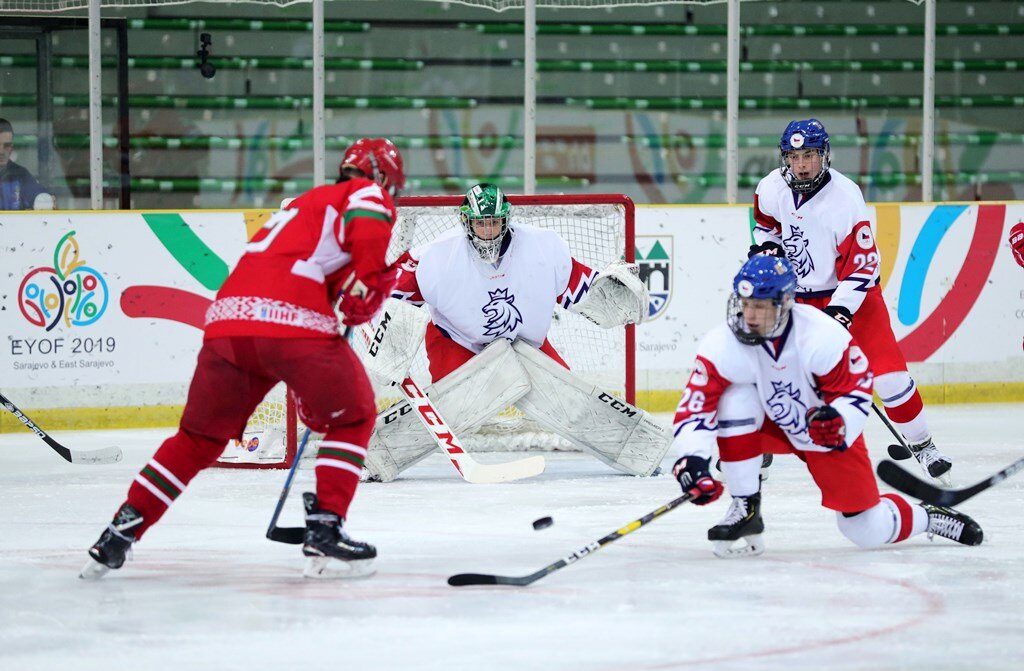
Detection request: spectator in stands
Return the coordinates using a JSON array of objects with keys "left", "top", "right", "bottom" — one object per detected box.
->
[{"left": 0, "top": 118, "right": 55, "bottom": 210}]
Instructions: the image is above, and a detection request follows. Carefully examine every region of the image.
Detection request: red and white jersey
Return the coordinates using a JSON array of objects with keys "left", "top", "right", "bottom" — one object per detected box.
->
[
  {"left": 205, "top": 178, "right": 396, "bottom": 339},
  {"left": 753, "top": 168, "right": 879, "bottom": 315},
  {"left": 391, "top": 224, "right": 597, "bottom": 353},
  {"left": 671, "top": 304, "right": 874, "bottom": 460}
]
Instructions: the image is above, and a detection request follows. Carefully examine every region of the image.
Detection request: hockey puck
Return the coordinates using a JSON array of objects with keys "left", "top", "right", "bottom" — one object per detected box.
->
[{"left": 532, "top": 516, "right": 554, "bottom": 531}]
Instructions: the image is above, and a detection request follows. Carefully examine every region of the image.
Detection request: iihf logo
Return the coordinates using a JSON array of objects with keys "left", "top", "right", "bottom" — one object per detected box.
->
[
  {"left": 481, "top": 288, "right": 523, "bottom": 337},
  {"left": 766, "top": 381, "right": 807, "bottom": 435},
  {"left": 784, "top": 224, "right": 815, "bottom": 279}
]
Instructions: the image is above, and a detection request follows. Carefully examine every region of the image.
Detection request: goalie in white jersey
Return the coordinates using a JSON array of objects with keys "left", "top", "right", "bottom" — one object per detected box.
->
[
  {"left": 751, "top": 118, "right": 952, "bottom": 483},
  {"left": 361, "top": 183, "right": 671, "bottom": 481},
  {"left": 670, "top": 256, "right": 982, "bottom": 557}
]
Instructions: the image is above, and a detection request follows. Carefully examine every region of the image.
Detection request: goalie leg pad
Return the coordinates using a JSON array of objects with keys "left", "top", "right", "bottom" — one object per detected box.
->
[
  {"left": 511, "top": 340, "right": 670, "bottom": 476},
  {"left": 364, "top": 339, "right": 532, "bottom": 482}
]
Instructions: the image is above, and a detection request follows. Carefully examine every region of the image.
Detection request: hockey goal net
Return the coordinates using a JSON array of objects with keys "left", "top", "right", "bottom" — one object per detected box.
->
[{"left": 216, "top": 193, "right": 635, "bottom": 469}]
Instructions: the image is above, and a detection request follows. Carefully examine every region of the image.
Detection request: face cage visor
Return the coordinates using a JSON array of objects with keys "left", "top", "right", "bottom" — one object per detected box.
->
[
  {"left": 460, "top": 214, "right": 510, "bottom": 263},
  {"left": 726, "top": 292, "right": 793, "bottom": 346},
  {"left": 779, "top": 147, "right": 830, "bottom": 193}
]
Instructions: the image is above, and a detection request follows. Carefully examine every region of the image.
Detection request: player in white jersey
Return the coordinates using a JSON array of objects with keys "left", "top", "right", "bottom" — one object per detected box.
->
[
  {"left": 750, "top": 119, "right": 952, "bottom": 482},
  {"left": 363, "top": 183, "right": 670, "bottom": 481},
  {"left": 670, "top": 256, "right": 982, "bottom": 557}
]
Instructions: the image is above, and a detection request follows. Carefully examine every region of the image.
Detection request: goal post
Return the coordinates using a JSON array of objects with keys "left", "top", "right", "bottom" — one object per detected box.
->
[{"left": 216, "top": 192, "right": 636, "bottom": 469}]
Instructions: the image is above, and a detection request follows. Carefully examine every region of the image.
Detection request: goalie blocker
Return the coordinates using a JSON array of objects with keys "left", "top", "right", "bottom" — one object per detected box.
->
[{"left": 361, "top": 300, "right": 669, "bottom": 481}]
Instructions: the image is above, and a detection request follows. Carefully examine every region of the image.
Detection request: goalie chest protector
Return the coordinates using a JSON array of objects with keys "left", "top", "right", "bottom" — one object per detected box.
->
[{"left": 414, "top": 224, "right": 573, "bottom": 353}]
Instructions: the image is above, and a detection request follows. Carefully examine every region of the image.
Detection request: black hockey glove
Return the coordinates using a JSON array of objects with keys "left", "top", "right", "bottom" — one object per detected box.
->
[
  {"left": 672, "top": 455, "right": 724, "bottom": 505},
  {"left": 747, "top": 241, "right": 784, "bottom": 258},
  {"left": 806, "top": 405, "right": 848, "bottom": 451},
  {"left": 823, "top": 305, "right": 853, "bottom": 330}
]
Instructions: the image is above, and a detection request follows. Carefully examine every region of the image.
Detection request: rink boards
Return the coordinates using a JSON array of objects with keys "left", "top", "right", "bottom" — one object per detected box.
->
[{"left": 1, "top": 202, "right": 1022, "bottom": 431}]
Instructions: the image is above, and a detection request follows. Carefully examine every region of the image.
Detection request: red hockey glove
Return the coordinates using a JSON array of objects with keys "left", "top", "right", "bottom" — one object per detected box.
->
[
  {"left": 337, "top": 267, "right": 397, "bottom": 326},
  {"left": 672, "top": 455, "right": 724, "bottom": 505},
  {"left": 806, "top": 405, "right": 848, "bottom": 451},
  {"left": 1010, "top": 222, "right": 1024, "bottom": 269},
  {"left": 823, "top": 304, "right": 853, "bottom": 330},
  {"left": 747, "top": 241, "right": 784, "bottom": 258}
]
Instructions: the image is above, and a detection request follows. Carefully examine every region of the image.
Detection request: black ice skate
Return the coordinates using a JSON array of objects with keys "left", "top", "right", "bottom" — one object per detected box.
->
[
  {"left": 909, "top": 438, "right": 953, "bottom": 485},
  {"left": 301, "top": 492, "right": 377, "bottom": 579},
  {"left": 922, "top": 503, "right": 983, "bottom": 546},
  {"left": 708, "top": 493, "right": 765, "bottom": 558},
  {"left": 80, "top": 503, "right": 143, "bottom": 580}
]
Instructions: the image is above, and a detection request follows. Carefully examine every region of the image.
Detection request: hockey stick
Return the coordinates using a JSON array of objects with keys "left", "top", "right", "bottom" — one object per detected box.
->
[
  {"left": 872, "top": 402, "right": 951, "bottom": 486},
  {"left": 395, "top": 375, "right": 545, "bottom": 484},
  {"left": 0, "top": 391, "right": 123, "bottom": 465},
  {"left": 877, "top": 457, "right": 1024, "bottom": 507},
  {"left": 265, "top": 427, "right": 313, "bottom": 545},
  {"left": 872, "top": 402, "right": 914, "bottom": 459},
  {"left": 448, "top": 488, "right": 699, "bottom": 587}
]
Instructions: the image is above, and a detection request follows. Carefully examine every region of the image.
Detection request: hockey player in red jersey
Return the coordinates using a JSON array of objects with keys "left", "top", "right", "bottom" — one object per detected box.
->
[
  {"left": 750, "top": 118, "right": 952, "bottom": 483},
  {"left": 1010, "top": 221, "right": 1024, "bottom": 269},
  {"left": 671, "top": 256, "right": 982, "bottom": 558},
  {"left": 81, "top": 138, "right": 406, "bottom": 580}
]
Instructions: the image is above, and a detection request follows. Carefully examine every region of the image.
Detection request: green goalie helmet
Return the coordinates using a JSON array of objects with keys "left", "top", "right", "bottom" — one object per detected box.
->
[{"left": 459, "top": 182, "right": 512, "bottom": 263}]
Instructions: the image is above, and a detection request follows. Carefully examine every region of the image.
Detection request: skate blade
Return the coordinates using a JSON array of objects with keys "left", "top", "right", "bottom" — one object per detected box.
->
[
  {"left": 79, "top": 557, "right": 111, "bottom": 580},
  {"left": 303, "top": 556, "right": 376, "bottom": 580},
  {"left": 712, "top": 534, "right": 765, "bottom": 559}
]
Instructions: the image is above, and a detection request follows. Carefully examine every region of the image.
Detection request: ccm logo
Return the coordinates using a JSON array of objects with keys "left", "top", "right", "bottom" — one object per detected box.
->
[
  {"left": 368, "top": 311, "right": 392, "bottom": 357},
  {"left": 382, "top": 402, "right": 413, "bottom": 425},
  {"left": 598, "top": 392, "right": 637, "bottom": 418}
]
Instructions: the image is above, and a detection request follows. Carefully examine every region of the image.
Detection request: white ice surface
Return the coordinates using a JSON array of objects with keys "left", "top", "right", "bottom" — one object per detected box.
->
[{"left": 1, "top": 405, "right": 1022, "bottom": 671}]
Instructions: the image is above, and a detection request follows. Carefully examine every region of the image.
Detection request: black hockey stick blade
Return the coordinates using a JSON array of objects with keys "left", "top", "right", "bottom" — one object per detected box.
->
[
  {"left": 1, "top": 392, "right": 123, "bottom": 464},
  {"left": 877, "top": 458, "right": 1024, "bottom": 507},
  {"left": 448, "top": 489, "right": 697, "bottom": 588},
  {"left": 267, "top": 526, "right": 305, "bottom": 545},
  {"left": 887, "top": 443, "right": 913, "bottom": 460}
]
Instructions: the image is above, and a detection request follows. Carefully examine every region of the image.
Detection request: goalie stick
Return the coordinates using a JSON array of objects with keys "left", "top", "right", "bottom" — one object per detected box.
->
[
  {"left": 448, "top": 487, "right": 700, "bottom": 587},
  {"left": 876, "top": 457, "right": 1024, "bottom": 507},
  {"left": 354, "top": 321, "right": 545, "bottom": 484},
  {"left": 0, "top": 391, "right": 123, "bottom": 465}
]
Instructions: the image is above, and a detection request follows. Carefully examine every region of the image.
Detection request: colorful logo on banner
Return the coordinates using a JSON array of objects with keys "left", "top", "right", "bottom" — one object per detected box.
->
[
  {"left": 636, "top": 236, "right": 672, "bottom": 320},
  {"left": 886, "top": 203, "right": 1004, "bottom": 362},
  {"left": 18, "top": 231, "right": 110, "bottom": 331}
]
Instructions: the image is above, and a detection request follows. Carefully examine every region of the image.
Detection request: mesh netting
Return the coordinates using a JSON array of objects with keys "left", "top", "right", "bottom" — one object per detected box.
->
[{"left": 217, "top": 197, "right": 631, "bottom": 466}]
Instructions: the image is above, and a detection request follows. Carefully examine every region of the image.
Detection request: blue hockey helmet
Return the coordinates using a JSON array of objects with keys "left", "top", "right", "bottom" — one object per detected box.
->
[
  {"left": 727, "top": 255, "right": 798, "bottom": 345},
  {"left": 779, "top": 118, "right": 831, "bottom": 193}
]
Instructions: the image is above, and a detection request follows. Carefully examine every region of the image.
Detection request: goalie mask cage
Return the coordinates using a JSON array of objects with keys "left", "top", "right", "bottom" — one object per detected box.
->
[{"left": 216, "top": 193, "right": 636, "bottom": 469}]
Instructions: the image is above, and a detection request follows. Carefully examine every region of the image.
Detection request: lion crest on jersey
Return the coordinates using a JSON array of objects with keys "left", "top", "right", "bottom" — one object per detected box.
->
[
  {"left": 784, "top": 224, "right": 815, "bottom": 278},
  {"left": 481, "top": 288, "right": 523, "bottom": 337},
  {"left": 767, "top": 380, "right": 807, "bottom": 434}
]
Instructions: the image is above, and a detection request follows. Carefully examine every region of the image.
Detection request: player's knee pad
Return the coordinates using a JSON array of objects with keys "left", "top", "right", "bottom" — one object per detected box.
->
[
  {"left": 835, "top": 498, "right": 902, "bottom": 549},
  {"left": 364, "top": 339, "right": 532, "bottom": 482},
  {"left": 874, "top": 371, "right": 916, "bottom": 407},
  {"left": 511, "top": 340, "right": 670, "bottom": 476}
]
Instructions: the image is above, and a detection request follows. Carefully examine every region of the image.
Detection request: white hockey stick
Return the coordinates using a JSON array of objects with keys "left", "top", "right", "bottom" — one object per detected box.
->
[
  {"left": 355, "top": 322, "right": 544, "bottom": 484},
  {"left": 393, "top": 374, "right": 545, "bottom": 484}
]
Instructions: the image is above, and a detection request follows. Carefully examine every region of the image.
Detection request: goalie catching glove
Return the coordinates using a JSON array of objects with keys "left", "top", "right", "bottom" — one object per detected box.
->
[
  {"left": 571, "top": 260, "right": 650, "bottom": 328},
  {"left": 673, "top": 455, "right": 724, "bottom": 505}
]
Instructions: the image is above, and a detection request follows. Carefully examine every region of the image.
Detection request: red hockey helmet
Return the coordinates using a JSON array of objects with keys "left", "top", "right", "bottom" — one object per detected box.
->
[{"left": 339, "top": 137, "right": 406, "bottom": 197}]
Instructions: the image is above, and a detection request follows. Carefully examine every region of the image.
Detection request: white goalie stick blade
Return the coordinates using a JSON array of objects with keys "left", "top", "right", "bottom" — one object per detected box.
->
[
  {"left": 395, "top": 375, "right": 545, "bottom": 484},
  {"left": 712, "top": 534, "right": 766, "bottom": 559},
  {"left": 303, "top": 556, "right": 377, "bottom": 580}
]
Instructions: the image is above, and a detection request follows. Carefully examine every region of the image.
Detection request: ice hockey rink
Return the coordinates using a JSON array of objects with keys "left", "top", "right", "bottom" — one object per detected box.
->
[{"left": 1, "top": 404, "right": 1020, "bottom": 671}]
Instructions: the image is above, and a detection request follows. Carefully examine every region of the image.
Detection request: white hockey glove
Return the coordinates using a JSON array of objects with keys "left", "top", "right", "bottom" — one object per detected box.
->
[
  {"left": 571, "top": 260, "right": 649, "bottom": 328},
  {"left": 360, "top": 298, "right": 430, "bottom": 385}
]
